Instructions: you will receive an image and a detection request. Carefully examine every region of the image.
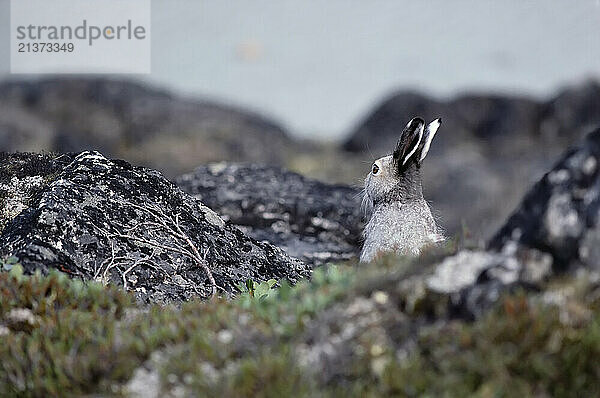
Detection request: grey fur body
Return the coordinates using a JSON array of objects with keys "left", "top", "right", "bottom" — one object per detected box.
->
[
  {"left": 360, "top": 198, "right": 440, "bottom": 262},
  {"left": 359, "top": 118, "right": 444, "bottom": 263}
]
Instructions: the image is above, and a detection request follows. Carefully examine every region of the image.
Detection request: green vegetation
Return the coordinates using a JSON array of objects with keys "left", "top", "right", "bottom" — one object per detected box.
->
[
  {"left": 384, "top": 293, "right": 600, "bottom": 397},
  {"left": 1, "top": 253, "right": 600, "bottom": 397}
]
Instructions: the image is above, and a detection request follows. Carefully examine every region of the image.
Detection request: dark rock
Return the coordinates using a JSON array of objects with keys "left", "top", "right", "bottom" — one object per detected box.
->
[
  {"left": 489, "top": 127, "right": 600, "bottom": 270},
  {"left": 541, "top": 80, "right": 600, "bottom": 142},
  {"left": 342, "top": 92, "right": 446, "bottom": 153},
  {"left": 448, "top": 94, "right": 541, "bottom": 145},
  {"left": 0, "top": 78, "right": 300, "bottom": 177},
  {"left": 175, "top": 163, "right": 363, "bottom": 266},
  {"left": 0, "top": 151, "right": 309, "bottom": 304},
  {"left": 343, "top": 82, "right": 600, "bottom": 155},
  {"left": 342, "top": 91, "right": 544, "bottom": 154}
]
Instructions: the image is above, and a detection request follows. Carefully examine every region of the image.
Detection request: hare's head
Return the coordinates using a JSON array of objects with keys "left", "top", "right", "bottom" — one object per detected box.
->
[{"left": 364, "top": 117, "right": 441, "bottom": 207}]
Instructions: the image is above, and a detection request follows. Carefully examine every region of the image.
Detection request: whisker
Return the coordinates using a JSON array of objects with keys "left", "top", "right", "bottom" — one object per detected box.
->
[
  {"left": 352, "top": 188, "right": 364, "bottom": 199},
  {"left": 351, "top": 175, "right": 366, "bottom": 190},
  {"left": 366, "top": 141, "right": 376, "bottom": 162}
]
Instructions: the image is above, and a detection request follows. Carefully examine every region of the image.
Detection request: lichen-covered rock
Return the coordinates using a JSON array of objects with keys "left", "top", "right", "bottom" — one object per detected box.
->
[
  {"left": 0, "top": 151, "right": 309, "bottom": 303},
  {"left": 0, "top": 152, "right": 74, "bottom": 232},
  {"left": 423, "top": 246, "right": 552, "bottom": 319},
  {"left": 176, "top": 163, "right": 363, "bottom": 266},
  {"left": 489, "top": 127, "right": 600, "bottom": 269}
]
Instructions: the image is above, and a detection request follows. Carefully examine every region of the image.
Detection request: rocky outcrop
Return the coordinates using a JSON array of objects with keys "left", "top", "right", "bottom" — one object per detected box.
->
[
  {"left": 342, "top": 92, "right": 446, "bottom": 153},
  {"left": 342, "top": 92, "right": 544, "bottom": 155},
  {"left": 418, "top": 127, "right": 600, "bottom": 319},
  {"left": 0, "top": 78, "right": 300, "bottom": 177},
  {"left": 423, "top": 246, "right": 553, "bottom": 319},
  {"left": 176, "top": 163, "right": 363, "bottom": 266},
  {"left": 0, "top": 152, "right": 309, "bottom": 303},
  {"left": 343, "top": 80, "right": 600, "bottom": 154},
  {"left": 490, "top": 126, "right": 600, "bottom": 270},
  {"left": 541, "top": 80, "right": 600, "bottom": 141},
  {"left": 0, "top": 152, "right": 73, "bottom": 232}
]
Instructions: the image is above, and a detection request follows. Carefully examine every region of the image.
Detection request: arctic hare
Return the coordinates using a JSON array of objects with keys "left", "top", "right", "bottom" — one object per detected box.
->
[{"left": 360, "top": 117, "right": 444, "bottom": 263}]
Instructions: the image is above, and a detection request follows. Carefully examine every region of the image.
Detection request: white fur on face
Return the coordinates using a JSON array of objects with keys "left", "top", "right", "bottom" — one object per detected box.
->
[{"left": 364, "top": 155, "right": 396, "bottom": 206}]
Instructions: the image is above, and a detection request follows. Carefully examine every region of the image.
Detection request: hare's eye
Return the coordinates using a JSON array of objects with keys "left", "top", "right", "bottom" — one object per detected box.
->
[{"left": 372, "top": 164, "right": 379, "bottom": 175}]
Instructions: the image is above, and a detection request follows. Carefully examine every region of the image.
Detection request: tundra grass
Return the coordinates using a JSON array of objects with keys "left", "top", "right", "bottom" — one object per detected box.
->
[{"left": 1, "top": 253, "right": 600, "bottom": 397}]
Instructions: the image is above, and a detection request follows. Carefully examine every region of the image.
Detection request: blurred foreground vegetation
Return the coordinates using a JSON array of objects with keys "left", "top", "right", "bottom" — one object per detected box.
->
[{"left": 1, "top": 253, "right": 600, "bottom": 397}]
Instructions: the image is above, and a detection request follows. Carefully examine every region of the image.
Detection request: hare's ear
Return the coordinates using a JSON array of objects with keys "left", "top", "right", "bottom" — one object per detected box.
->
[
  {"left": 418, "top": 118, "right": 442, "bottom": 163},
  {"left": 393, "top": 117, "right": 424, "bottom": 171}
]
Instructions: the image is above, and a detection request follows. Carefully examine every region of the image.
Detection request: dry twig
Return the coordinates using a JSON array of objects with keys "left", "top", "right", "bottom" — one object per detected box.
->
[{"left": 92, "top": 199, "right": 219, "bottom": 297}]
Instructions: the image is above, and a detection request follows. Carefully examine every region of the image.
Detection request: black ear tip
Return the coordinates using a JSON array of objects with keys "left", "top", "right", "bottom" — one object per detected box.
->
[
  {"left": 436, "top": 117, "right": 442, "bottom": 124},
  {"left": 408, "top": 117, "right": 425, "bottom": 128}
]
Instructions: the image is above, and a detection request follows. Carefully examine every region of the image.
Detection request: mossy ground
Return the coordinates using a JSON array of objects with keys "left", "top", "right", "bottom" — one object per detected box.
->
[{"left": 1, "top": 252, "right": 600, "bottom": 397}]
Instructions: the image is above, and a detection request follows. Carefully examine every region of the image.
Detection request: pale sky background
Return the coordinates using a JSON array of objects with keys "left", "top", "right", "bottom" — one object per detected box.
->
[{"left": 1, "top": 0, "right": 599, "bottom": 139}]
